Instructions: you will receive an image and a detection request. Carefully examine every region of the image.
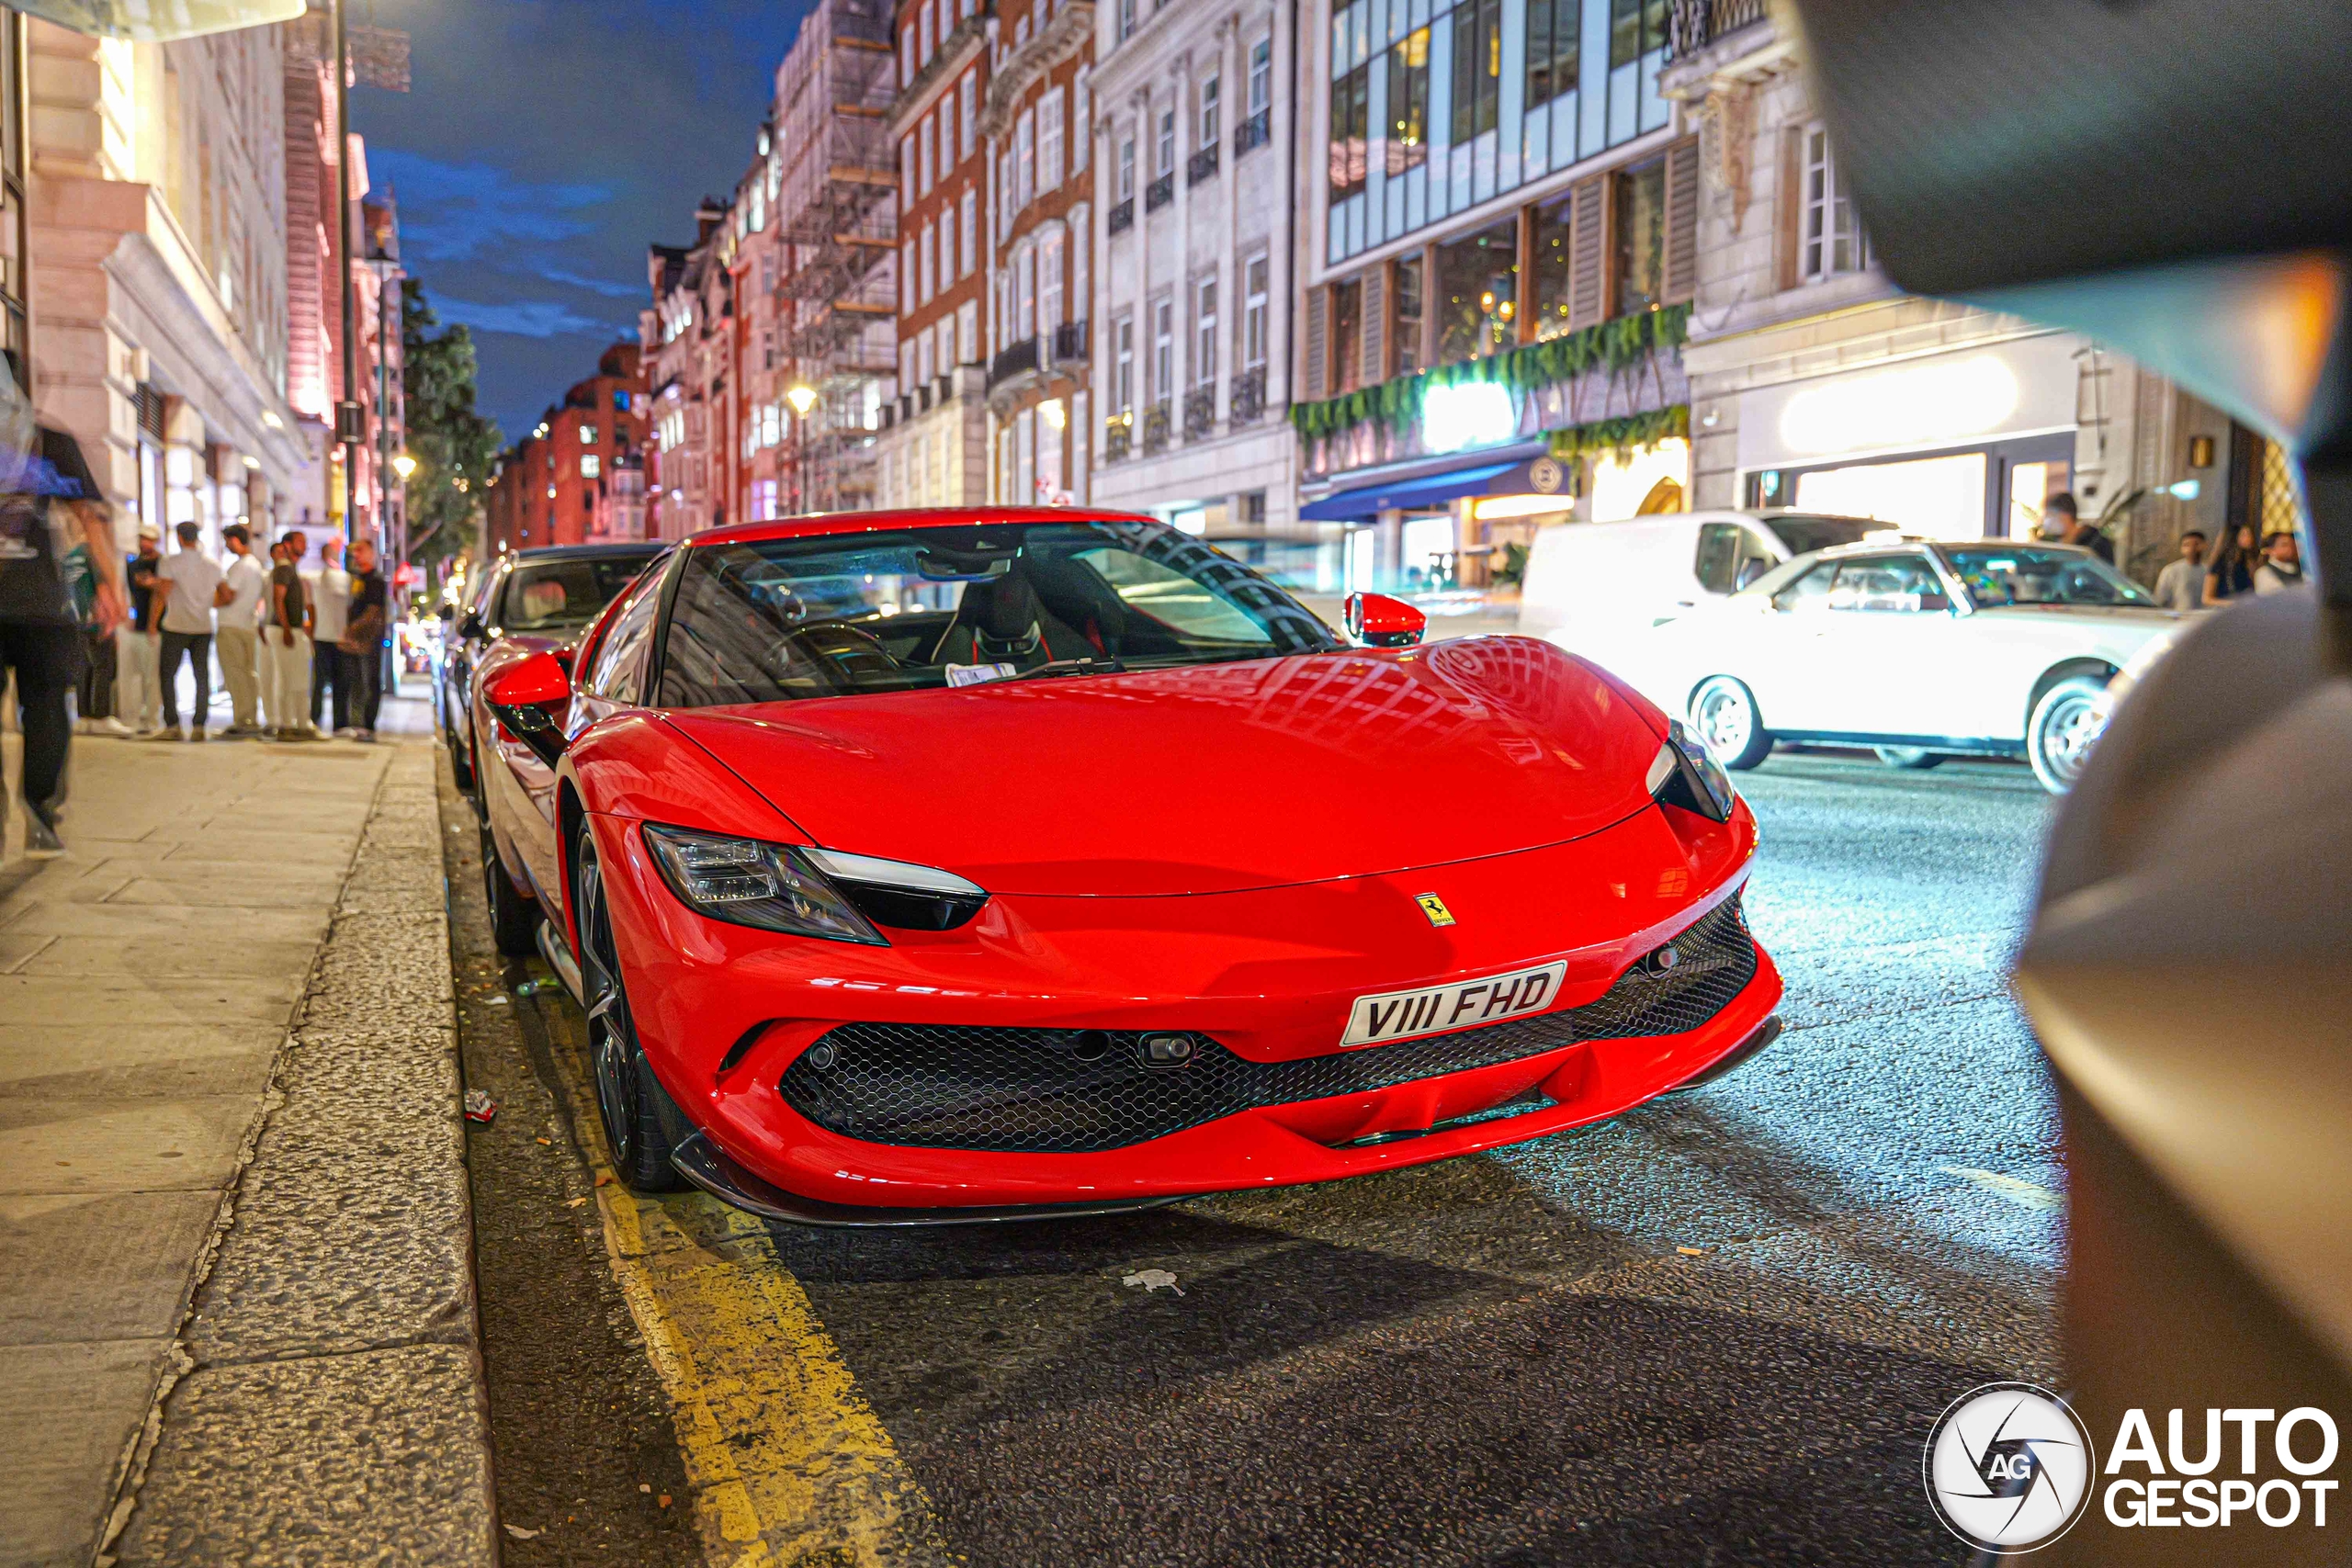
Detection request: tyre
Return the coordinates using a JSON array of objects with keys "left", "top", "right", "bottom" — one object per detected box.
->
[
  {"left": 576, "top": 831, "right": 685, "bottom": 1191},
  {"left": 1689, "top": 676, "right": 1774, "bottom": 771},
  {"left": 1873, "top": 746, "right": 1946, "bottom": 770},
  {"left": 2028, "top": 674, "right": 2107, "bottom": 795},
  {"left": 447, "top": 695, "right": 476, "bottom": 791},
  {"left": 479, "top": 806, "right": 542, "bottom": 956}
]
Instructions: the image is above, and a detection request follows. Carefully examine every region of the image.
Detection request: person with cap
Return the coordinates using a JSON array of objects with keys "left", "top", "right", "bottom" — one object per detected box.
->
[
  {"left": 0, "top": 347, "right": 121, "bottom": 856},
  {"left": 112, "top": 521, "right": 165, "bottom": 735},
  {"left": 214, "top": 522, "right": 266, "bottom": 737}
]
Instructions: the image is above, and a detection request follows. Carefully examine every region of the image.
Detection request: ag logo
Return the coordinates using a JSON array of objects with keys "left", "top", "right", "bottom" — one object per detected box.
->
[
  {"left": 1528, "top": 456, "right": 1566, "bottom": 494},
  {"left": 1925, "top": 1383, "right": 2097, "bottom": 1554},
  {"left": 1415, "top": 893, "right": 1456, "bottom": 928}
]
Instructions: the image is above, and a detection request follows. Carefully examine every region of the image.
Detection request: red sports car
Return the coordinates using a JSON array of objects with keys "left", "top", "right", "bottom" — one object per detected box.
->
[{"left": 470, "top": 509, "right": 1783, "bottom": 1224}]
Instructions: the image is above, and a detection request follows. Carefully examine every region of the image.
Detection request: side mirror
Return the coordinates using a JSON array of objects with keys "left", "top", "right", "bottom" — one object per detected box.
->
[
  {"left": 458, "top": 612, "right": 487, "bottom": 641},
  {"left": 482, "top": 650, "right": 572, "bottom": 767},
  {"left": 1344, "top": 592, "right": 1427, "bottom": 649}
]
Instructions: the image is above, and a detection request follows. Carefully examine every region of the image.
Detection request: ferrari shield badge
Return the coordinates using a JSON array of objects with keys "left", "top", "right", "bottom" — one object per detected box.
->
[{"left": 1416, "top": 893, "right": 1456, "bottom": 928}]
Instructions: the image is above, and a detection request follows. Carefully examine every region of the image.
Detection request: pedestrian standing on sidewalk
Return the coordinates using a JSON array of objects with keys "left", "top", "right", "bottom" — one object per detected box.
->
[
  {"left": 214, "top": 523, "right": 266, "bottom": 738},
  {"left": 2203, "top": 523, "right": 2260, "bottom": 606},
  {"left": 153, "top": 521, "right": 225, "bottom": 741},
  {"left": 2047, "top": 493, "right": 2114, "bottom": 564},
  {"left": 62, "top": 512, "right": 117, "bottom": 733},
  {"left": 2254, "top": 531, "right": 2304, "bottom": 594},
  {"left": 341, "top": 537, "right": 388, "bottom": 743},
  {"left": 305, "top": 535, "right": 350, "bottom": 735},
  {"left": 0, "top": 350, "right": 122, "bottom": 856},
  {"left": 261, "top": 532, "right": 314, "bottom": 739},
  {"left": 2153, "top": 530, "right": 2208, "bottom": 613},
  {"left": 113, "top": 522, "right": 164, "bottom": 736}
]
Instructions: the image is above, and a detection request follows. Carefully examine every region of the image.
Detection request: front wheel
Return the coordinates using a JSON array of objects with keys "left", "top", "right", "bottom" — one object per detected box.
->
[
  {"left": 479, "top": 807, "right": 541, "bottom": 957},
  {"left": 1689, "top": 676, "right": 1773, "bottom": 771},
  {"left": 576, "top": 832, "right": 685, "bottom": 1191},
  {"left": 1873, "top": 746, "right": 1946, "bottom": 770},
  {"left": 2028, "top": 675, "right": 2107, "bottom": 795}
]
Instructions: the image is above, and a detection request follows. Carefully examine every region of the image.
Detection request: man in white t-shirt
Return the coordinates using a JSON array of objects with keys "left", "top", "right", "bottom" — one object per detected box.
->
[
  {"left": 152, "top": 521, "right": 228, "bottom": 740},
  {"left": 303, "top": 535, "right": 352, "bottom": 733},
  {"left": 214, "top": 523, "right": 266, "bottom": 735}
]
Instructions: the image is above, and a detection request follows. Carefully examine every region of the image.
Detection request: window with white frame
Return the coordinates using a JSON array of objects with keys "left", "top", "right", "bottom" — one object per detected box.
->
[
  {"left": 934, "top": 318, "right": 955, "bottom": 378},
  {"left": 997, "top": 426, "right": 1012, "bottom": 502},
  {"left": 1015, "top": 408, "right": 1036, "bottom": 503},
  {"left": 579, "top": 422, "right": 597, "bottom": 443},
  {"left": 992, "top": 269, "right": 1009, "bottom": 353},
  {"left": 1242, "top": 254, "right": 1269, "bottom": 368},
  {"left": 958, "top": 74, "right": 977, "bottom": 164},
  {"left": 1041, "top": 231, "right": 1064, "bottom": 331},
  {"left": 1194, "top": 278, "right": 1217, "bottom": 386},
  {"left": 1117, "top": 0, "right": 1135, "bottom": 41},
  {"left": 900, "top": 342, "right": 917, "bottom": 389},
  {"left": 1015, "top": 108, "right": 1036, "bottom": 209},
  {"left": 900, "top": 138, "right": 915, "bottom": 210},
  {"left": 1158, "top": 109, "right": 1175, "bottom": 174},
  {"left": 1801, "top": 121, "right": 1871, "bottom": 283},
  {"left": 997, "top": 150, "right": 1014, "bottom": 238},
  {"left": 1152, "top": 298, "right": 1172, "bottom": 400},
  {"left": 958, "top": 188, "right": 978, "bottom": 273},
  {"left": 899, "top": 24, "right": 915, "bottom": 85},
  {"left": 1113, "top": 314, "right": 1134, "bottom": 412},
  {"left": 920, "top": 222, "right": 936, "bottom": 303},
  {"left": 1199, "top": 74, "right": 1219, "bottom": 147},
  {"left": 918, "top": 0, "right": 933, "bottom": 63},
  {"left": 1037, "top": 400, "right": 1064, "bottom": 499},
  {"left": 940, "top": 204, "right": 957, "bottom": 284},
  {"left": 917, "top": 331, "right": 935, "bottom": 384},
  {"left": 1118, "top": 133, "right": 1136, "bottom": 199},
  {"left": 1250, "top": 37, "right": 1271, "bottom": 113},
  {"left": 920, "top": 114, "right": 935, "bottom": 196},
  {"left": 956, "top": 299, "right": 978, "bottom": 364},
  {"left": 1039, "top": 89, "right": 1065, "bottom": 190},
  {"left": 901, "top": 241, "right": 916, "bottom": 311},
  {"left": 1017, "top": 245, "right": 1037, "bottom": 337}
]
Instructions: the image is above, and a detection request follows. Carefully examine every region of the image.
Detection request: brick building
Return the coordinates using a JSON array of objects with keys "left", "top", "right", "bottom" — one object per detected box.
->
[{"left": 484, "top": 342, "right": 649, "bottom": 553}]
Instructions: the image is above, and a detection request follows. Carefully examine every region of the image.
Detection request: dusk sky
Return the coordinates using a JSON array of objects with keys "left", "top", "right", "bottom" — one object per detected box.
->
[{"left": 350, "top": 0, "right": 812, "bottom": 440}]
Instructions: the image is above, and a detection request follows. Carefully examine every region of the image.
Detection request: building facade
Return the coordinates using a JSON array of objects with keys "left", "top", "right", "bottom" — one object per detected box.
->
[
  {"left": 485, "top": 341, "right": 650, "bottom": 553},
  {"left": 1088, "top": 0, "right": 1297, "bottom": 539},
  {"left": 979, "top": 0, "right": 1091, "bottom": 507},
  {"left": 1289, "top": 0, "right": 1701, "bottom": 597},
  {"left": 643, "top": 200, "right": 731, "bottom": 538},
  {"left": 874, "top": 0, "right": 989, "bottom": 510}
]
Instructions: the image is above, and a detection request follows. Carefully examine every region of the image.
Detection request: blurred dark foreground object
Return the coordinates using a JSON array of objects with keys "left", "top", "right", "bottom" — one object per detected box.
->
[{"left": 1791, "top": 1, "right": 2352, "bottom": 1562}]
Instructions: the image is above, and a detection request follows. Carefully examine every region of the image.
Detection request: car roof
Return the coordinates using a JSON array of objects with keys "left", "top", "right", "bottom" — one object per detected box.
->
[
  {"left": 1807, "top": 536, "right": 2094, "bottom": 559},
  {"left": 506, "top": 542, "right": 668, "bottom": 563},
  {"left": 693, "top": 505, "right": 1160, "bottom": 548}
]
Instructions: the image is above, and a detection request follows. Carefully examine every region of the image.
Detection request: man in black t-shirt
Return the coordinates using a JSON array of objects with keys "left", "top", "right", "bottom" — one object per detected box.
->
[
  {"left": 114, "top": 522, "right": 164, "bottom": 733},
  {"left": 0, "top": 400, "right": 122, "bottom": 858},
  {"left": 339, "top": 537, "right": 388, "bottom": 742}
]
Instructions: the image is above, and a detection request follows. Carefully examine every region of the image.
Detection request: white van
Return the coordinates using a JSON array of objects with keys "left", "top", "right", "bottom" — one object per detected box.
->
[{"left": 1517, "top": 511, "right": 1885, "bottom": 652}]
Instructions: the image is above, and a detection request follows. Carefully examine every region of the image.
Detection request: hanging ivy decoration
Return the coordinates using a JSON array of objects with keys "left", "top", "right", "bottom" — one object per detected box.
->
[{"left": 1546, "top": 403, "right": 1691, "bottom": 463}]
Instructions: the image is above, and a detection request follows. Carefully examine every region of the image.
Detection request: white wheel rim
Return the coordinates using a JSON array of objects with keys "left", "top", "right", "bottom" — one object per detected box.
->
[
  {"left": 2041, "top": 695, "right": 2100, "bottom": 782},
  {"left": 1695, "top": 684, "right": 1750, "bottom": 758}
]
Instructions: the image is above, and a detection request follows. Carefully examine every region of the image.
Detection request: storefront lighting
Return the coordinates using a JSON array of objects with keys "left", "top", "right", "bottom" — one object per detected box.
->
[
  {"left": 241, "top": 455, "right": 260, "bottom": 470},
  {"left": 1473, "top": 492, "right": 1578, "bottom": 522},
  {"left": 1421, "top": 381, "right": 1515, "bottom": 456},
  {"left": 1040, "top": 399, "right": 1067, "bottom": 430},
  {"left": 1778, "top": 355, "right": 2020, "bottom": 457}
]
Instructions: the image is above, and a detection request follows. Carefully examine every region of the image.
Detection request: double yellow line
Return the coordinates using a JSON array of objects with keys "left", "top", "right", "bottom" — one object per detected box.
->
[{"left": 546, "top": 994, "right": 958, "bottom": 1567}]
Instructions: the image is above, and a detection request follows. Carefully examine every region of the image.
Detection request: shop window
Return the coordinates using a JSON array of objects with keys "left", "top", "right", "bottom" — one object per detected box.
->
[
  {"left": 1613, "top": 155, "right": 1668, "bottom": 316},
  {"left": 1330, "top": 278, "right": 1363, "bottom": 393},
  {"left": 1801, "top": 122, "right": 1871, "bottom": 283},
  {"left": 1329, "top": 62, "right": 1370, "bottom": 201},
  {"left": 1525, "top": 0, "right": 1579, "bottom": 110},
  {"left": 1434, "top": 219, "right": 1518, "bottom": 365},
  {"left": 1447, "top": 0, "right": 1503, "bottom": 144},
  {"left": 1393, "top": 256, "right": 1423, "bottom": 376},
  {"left": 1608, "top": 0, "right": 1668, "bottom": 68},
  {"left": 1385, "top": 28, "right": 1430, "bottom": 175}
]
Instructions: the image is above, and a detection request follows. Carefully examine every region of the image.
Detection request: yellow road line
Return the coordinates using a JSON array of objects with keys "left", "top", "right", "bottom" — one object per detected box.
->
[
  {"left": 544, "top": 990, "right": 957, "bottom": 1568},
  {"left": 1939, "top": 1165, "right": 2064, "bottom": 1213}
]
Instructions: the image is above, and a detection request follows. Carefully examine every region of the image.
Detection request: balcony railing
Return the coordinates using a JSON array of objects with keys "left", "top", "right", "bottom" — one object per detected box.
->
[
  {"left": 1182, "top": 385, "right": 1216, "bottom": 440},
  {"left": 1107, "top": 197, "right": 1135, "bottom": 235},
  {"left": 1229, "top": 365, "right": 1266, "bottom": 425},
  {"left": 1235, "top": 107, "right": 1272, "bottom": 156},
  {"left": 1103, "top": 415, "right": 1132, "bottom": 464},
  {"left": 988, "top": 335, "right": 1041, "bottom": 388},
  {"left": 1186, "top": 144, "right": 1218, "bottom": 186},
  {"left": 1141, "top": 401, "right": 1170, "bottom": 455},
  {"left": 1145, "top": 171, "right": 1174, "bottom": 212},
  {"left": 1668, "top": 0, "right": 1770, "bottom": 60},
  {"left": 1050, "top": 318, "right": 1089, "bottom": 365}
]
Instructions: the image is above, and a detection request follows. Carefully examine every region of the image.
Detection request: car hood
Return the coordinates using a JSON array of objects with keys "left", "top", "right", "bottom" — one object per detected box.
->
[{"left": 660, "top": 638, "right": 1666, "bottom": 897}]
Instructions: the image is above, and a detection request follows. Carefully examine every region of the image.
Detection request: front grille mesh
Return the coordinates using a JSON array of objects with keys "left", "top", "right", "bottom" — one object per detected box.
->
[{"left": 777, "top": 897, "right": 1757, "bottom": 1154}]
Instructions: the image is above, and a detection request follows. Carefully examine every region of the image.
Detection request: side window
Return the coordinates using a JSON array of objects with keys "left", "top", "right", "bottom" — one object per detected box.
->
[
  {"left": 1693, "top": 524, "right": 1741, "bottom": 594},
  {"left": 1771, "top": 561, "right": 1838, "bottom": 613},
  {"left": 582, "top": 569, "right": 665, "bottom": 705},
  {"left": 1827, "top": 555, "right": 1948, "bottom": 613}
]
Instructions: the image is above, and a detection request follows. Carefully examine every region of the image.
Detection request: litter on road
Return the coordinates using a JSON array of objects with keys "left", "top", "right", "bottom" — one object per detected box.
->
[
  {"left": 1122, "top": 1269, "right": 1184, "bottom": 1296},
  {"left": 503, "top": 1524, "right": 541, "bottom": 1540},
  {"left": 462, "top": 1090, "right": 498, "bottom": 1123}
]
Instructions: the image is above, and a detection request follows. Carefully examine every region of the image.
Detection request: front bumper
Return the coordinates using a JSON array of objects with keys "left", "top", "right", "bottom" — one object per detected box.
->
[{"left": 590, "top": 797, "right": 1781, "bottom": 1216}]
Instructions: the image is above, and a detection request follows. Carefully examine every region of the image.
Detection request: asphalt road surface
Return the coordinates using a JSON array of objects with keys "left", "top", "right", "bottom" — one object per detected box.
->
[{"left": 453, "top": 749, "right": 2063, "bottom": 1567}]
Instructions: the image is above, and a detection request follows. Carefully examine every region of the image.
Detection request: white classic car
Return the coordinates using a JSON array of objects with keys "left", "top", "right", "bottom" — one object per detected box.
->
[{"left": 1600, "top": 540, "right": 2185, "bottom": 793}]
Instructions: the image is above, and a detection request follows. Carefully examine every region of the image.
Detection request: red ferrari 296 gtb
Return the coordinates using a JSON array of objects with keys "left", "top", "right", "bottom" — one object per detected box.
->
[{"left": 469, "top": 509, "right": 1783, "bottom": 1224}]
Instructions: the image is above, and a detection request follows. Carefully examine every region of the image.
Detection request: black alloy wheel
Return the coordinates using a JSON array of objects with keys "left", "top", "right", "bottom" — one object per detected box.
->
[
  {"left": 479, "top": 804, "right": 541, "bottom": 957},
  {"left": 576, "top": 832, "right": 684, "bottom": 1191}
]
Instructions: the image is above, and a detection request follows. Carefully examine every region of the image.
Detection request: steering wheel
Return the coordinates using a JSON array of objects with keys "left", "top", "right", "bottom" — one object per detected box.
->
[{"left": 781, "top": 620, "right": 901, "bottom": 686}]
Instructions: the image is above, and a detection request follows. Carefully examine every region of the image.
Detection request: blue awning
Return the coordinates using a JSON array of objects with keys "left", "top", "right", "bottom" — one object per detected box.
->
[{"left": 1298, "top": 459, "right": 1529, "bottom": 522}]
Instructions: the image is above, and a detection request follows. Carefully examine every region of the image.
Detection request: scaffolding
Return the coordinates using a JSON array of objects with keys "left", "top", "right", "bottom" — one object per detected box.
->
[{"left": 772, "top": 0, "right": 899, "bottom": 510}]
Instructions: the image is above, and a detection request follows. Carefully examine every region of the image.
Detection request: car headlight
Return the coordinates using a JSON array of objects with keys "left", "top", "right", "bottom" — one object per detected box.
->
[
  {"left": 1647, "top": 721, "right": 1736, "bottom": 822},
  {"left": 643, "top": 824, "right": 888, "bottom": 944}
]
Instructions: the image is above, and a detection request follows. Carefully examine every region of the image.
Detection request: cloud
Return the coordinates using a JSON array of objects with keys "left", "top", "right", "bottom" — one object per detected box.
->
[
  {"left": 538, "top": 266, "right": 647, "bottom": 300},
  {"left": 429, "top": 296, "right": 632, "bottom": 341},
  {"left": 368, "top": 150, "right": 613, "bottom": 263}
]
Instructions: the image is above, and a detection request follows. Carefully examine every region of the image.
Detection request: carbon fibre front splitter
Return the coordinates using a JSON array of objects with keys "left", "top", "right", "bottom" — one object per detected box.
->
[{"left": 669, "top": 1132, "right": 1198, "bottom": 1229}]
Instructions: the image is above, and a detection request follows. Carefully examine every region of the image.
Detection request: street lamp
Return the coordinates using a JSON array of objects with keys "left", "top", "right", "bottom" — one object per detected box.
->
[
  {"left": 786, "top": 384, "right": 818, "bottom": 417},
  {"left": 392, "top": 452, "right": 418, "bottom": 479}
]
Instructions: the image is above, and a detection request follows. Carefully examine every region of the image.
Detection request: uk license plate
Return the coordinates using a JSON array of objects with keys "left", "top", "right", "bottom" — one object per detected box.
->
[{"left": 1340, "top": 962, "right": 1568, "bottom": 1048}]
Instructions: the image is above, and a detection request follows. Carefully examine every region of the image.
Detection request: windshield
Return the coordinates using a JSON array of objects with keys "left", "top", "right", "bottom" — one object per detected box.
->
[
  {"left": 657, "top": 518, "right": 1339, "bottom": 706},
  {"left": 1762, "top": 515, "right": 1881, "bottom": 557},
  {"left": 501, "top": 555, "right": 662, "bottom": 633},
  {"left": 1939, "top": 546, "right": 2155, "bottom": 609}
]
